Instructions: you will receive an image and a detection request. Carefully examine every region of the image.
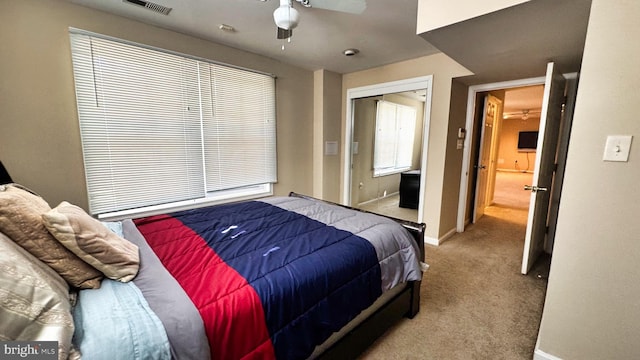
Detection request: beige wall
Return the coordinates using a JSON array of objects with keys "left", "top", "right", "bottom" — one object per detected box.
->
[
  {"left": 497, "top": 117, "right": 540, "bottom": 172},
  {"left": 313, "top": 70, "right": 325, "bottom": 199},
  {"left": 0, "top": 0, "right": 314, "bottom": 209},
  {"left": 321, "top": 71, "right": 343, "bottom": 203},
  {"left": 536, "top": 1, "right": 640, "bottom": 358},
  {"left": 352, "top": 97, "right": 396, "bottom": 205},
  {"left": 342, "top": 53, "right": 472, "bottom": 241},
  {"left": 439, "top": 79, "right": 468, "bottom": 236},
  {"left": 417, "top": 0, "right": 529, "bottom": 33},
  {"left": 313, "top": 69, "right": 342, "bottom": 203}
]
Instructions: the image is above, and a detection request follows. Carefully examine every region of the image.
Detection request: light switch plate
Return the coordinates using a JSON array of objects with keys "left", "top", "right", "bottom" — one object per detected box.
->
[
  {"left": 325, "top": 141, "right": 338, "bottom": 156},
  {"left": 603, "top": 135, "right": 633, "bottom": 162}
]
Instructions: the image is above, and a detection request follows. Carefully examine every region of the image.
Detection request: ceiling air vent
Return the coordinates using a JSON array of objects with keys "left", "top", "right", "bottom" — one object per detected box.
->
[{"left": 123, "top": 0, "right": 172, "bottom": 15}]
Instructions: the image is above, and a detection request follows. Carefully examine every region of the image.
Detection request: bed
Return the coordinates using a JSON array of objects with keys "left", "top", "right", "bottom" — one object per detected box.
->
[{"left": 0, "top": 185, "right": 425, "bottom": 360}]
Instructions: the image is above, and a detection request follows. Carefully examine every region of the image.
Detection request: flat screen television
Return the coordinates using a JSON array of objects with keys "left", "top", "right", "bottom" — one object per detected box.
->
[{"left": 517, "top": 131, "right": 538, "bottom": 152}]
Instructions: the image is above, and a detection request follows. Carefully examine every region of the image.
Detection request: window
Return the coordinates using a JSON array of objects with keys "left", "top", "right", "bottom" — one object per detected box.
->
[
  {"left": 373, "top": 101, "right": 417, "bottom": 176},
  {"left": 69, "top": 31, "right": 276, "bottom": 217}
]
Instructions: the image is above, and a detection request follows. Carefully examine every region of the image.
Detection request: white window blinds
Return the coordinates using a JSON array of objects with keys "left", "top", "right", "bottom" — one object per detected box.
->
[
  {"left": 200, "top": 65, "right": 277, "bottom": 192},
  {"left": 373, "top": 100, "right": 417, "bottom": 176},
  {"left": 69, "top": 31, "right": 276, "bottom": 215}
]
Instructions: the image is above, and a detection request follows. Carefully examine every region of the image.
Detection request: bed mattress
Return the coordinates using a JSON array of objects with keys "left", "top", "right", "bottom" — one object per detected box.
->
[{"left": 113, "top": 196, "right": 422, "bottom": 359}]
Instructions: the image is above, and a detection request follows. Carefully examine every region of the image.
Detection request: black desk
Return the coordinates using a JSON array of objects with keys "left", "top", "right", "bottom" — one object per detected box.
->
[{"left": 399, "top": 170, "right": 420, "bottom": 209}]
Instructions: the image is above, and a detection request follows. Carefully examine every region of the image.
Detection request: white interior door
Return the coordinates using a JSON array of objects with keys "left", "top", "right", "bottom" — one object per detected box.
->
[
  {"left": 521, "top": 62, "right": 566, "bottom": 274},
  {"left": 486, "top": 96, "right": 503, "bottom": 207},
  {"left": 473, "top": 95, "right": 500, "bottom": 222}
]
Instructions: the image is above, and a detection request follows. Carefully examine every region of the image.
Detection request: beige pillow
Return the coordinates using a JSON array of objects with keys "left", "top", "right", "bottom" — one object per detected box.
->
[
  {"left": 0, "top": 184, "right": 102, "bottom": 289},
  {"left": 42, "top": 201, "right": 140, "bottom": 282},
  {"left": 0, "top": 231, "right": 75, "bottom": 359}
]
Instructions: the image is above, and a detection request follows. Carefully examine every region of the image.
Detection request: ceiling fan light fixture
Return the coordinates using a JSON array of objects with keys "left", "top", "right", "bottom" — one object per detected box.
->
[{"left": 273, "top": 0, "right": 300, "bottom": 30}]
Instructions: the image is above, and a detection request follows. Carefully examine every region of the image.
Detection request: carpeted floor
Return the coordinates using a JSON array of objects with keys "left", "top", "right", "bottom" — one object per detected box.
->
[
  {"left": 359, "top": 171, "right": 549, "bottom": 359},
  {"left": 492, "top": 171, "right": 533, "bottom": 210}
]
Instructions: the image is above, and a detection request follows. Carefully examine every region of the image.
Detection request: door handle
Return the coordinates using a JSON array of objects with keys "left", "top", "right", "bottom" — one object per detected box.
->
[
  {"left": 478, "top": 165, "right": 487, "bottom": 170},
  {"left": 524, "top": 185, "right": 548, "bottom": 193}
]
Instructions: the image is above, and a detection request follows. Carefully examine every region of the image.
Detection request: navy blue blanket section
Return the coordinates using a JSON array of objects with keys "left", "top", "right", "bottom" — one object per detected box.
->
[{"left": 173, "top": 201, "right": 382, "bottom": 359}]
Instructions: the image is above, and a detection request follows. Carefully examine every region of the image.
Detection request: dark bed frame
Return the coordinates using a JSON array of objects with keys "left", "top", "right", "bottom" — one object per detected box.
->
[{"left": 288, "top": 193, "right": 426, "bottom": 360}]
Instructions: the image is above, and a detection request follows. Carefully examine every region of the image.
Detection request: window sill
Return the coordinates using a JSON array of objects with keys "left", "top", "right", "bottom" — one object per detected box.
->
[
  {"left": 97, "top": 184, "right": 273, "bottom": 221},
  {"left": 373, "top": 167, "right": 411, "bottom": 178}
]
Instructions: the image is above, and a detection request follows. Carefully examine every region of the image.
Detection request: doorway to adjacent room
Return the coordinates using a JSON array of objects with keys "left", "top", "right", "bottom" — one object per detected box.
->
[{"left": 457, "top": 64, "right": 577, "bottom": 274}]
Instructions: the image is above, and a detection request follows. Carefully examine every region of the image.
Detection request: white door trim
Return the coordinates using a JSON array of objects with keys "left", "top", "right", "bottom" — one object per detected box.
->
[
  {"left": 456, "top": 76, "right": 546, "bottom": 232},
  {"left": 343, "top": 75, "right": 433, "bottom": 224}
]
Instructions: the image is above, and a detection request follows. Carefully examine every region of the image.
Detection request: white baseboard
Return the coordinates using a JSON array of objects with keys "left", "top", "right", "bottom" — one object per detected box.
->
[
  {"left": 496, "top": 169, "right": 534, "bottom": 174},
  {"left": 439, "top": 227, "right": 457, "bottom": 245},
  {"left": 357, "top": 191, "right": 400, "bottom": 206},
  {"left": 534, "top": 348, "right": 563, "bottom": 360},
  {"left": 424, "top": 227, "right": 458, "bottom": 247},
  {"left": 424, "top": 236, "right": 439, "bottom": 246}
]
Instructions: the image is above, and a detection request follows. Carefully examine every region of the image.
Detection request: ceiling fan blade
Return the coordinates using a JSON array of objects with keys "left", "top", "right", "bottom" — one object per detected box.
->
[
  {"left": 277, "top": 27, "right": 293, "bottom": 39},
  {"left": 308, "top": 0, "right": 366, "bottom": 14}
]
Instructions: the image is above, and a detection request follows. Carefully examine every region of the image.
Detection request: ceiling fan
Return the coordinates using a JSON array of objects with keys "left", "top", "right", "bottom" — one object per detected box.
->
[{"left": 271, "top": 0, "right": 367, "bottom": 40}]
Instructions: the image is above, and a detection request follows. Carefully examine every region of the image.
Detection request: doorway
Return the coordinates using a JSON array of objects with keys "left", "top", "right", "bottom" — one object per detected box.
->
[
  {"left": 474, "top": 85, "right": 545, "bottom": 219},
  {"left": 457, "top": 67, "right": 577, "bottom": 274},
  {"left": 458, "top": 76, "right": 547, "bottom": 231},
  {"left": 458, "top": 77, "right": 547, "bottom": 231}
]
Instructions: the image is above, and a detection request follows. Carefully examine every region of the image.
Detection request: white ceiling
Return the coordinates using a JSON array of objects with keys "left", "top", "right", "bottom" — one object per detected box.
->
[
  {"left": 503, "top": 85, "right": 544, "bottom": 115},
  {"left": 502, "top": 85, "right": 544, "bottom": 118},
  {"left": 65, "top": 0, "right": 591, "bottom": 109},
  {"left": 67, "top": 0, "right": 441, "bottom": 74},
  {"left": 421, "top": 0, "right": 592, "bottom": 85}
]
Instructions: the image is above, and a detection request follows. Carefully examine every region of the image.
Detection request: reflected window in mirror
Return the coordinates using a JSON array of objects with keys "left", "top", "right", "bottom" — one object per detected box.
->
[{"left": 373, "top": 101, "right": 416, "bottom": 177}]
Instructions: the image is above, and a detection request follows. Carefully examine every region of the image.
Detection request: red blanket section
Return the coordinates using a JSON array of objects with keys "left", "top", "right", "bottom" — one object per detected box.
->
[{"left": 134, "top": 214, "right": 276, "bottom": 360}]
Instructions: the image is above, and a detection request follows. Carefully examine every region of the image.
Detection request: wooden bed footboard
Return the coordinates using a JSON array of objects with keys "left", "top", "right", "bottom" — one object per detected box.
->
[{"left": 288, "top": 192, "right": 426, "bottom": 359}]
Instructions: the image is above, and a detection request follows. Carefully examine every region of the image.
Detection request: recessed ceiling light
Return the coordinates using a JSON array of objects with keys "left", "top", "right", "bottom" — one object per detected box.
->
[{"left": 343, "top": 48, "right": 359, "bottom": 56}]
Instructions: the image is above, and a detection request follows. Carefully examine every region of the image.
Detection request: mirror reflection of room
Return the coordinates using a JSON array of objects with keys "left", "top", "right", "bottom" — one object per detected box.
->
[{"left": 351, "top": 91, "right": 426, "bottom": 222}]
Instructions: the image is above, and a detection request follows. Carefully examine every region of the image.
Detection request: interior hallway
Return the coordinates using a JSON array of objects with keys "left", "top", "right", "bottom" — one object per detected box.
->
[{"left": 361, "top": 170, "right": 550, "bottom": 359}]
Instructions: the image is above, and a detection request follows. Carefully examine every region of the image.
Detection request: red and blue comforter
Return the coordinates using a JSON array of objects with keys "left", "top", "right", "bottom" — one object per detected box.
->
[{"left": 133, "top": 196, "right": 421, "bottom": 359}]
